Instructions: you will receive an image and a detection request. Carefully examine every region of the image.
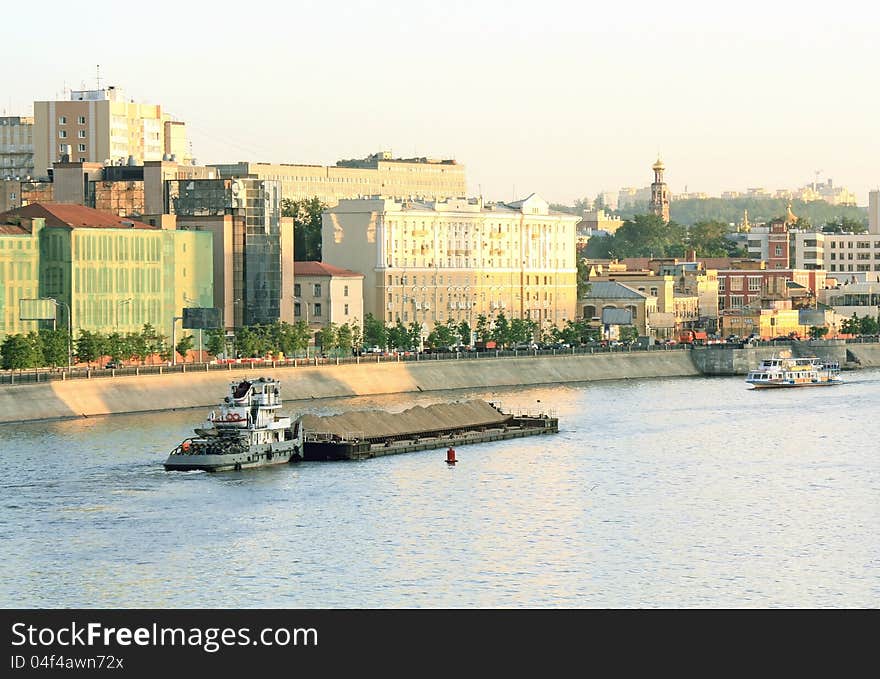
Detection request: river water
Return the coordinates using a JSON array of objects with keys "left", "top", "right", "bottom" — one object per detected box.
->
[{"left": 2, "top": 371, "right": 879, "bottom": 608}]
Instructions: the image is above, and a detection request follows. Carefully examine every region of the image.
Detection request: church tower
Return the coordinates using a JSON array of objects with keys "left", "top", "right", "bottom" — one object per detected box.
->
[{"left": 650, "top": 157, "right": 670, "bottom": 223}]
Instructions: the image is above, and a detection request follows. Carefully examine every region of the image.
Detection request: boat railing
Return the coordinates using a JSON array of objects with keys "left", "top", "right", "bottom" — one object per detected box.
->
[{"left": 506, "top": 406, "right": 558, "bottom": 419}]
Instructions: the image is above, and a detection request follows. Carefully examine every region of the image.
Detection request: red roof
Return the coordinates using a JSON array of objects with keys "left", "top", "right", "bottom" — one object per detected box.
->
[
  {"left": 0, "top": 202, "right": 157, "bottom": 230},
  {"left": 294, "top": 261, "right": 363, "bottom": 278},
  {"left": 0, "top": 222, "right": 28, "bottom": 235}
]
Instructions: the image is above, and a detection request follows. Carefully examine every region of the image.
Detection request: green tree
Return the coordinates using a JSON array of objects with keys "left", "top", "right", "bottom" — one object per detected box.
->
[
  {"left": 105, "top": 332, "right": 125, "bottom": 362},
  {"left": 491, "top": 311, "right": 512, "bottom": 347},
  {"left": 317, "top": 323, "right": 338, "bottom": 354},
  {"left": 363, "top": 313, "right": 387, "bottom": 349},
  {"left": 234, "top": 326, "right": 260, "bottom": 358},
  {"left": 457, "top": 320, "right": 472, "bottom": 346},
  {"left": 407, "top": 321, "right": 423, "bottom": 350},
  {"left": 281, "top": 196, "right": 326, "bottom": 261},
  {"left": 141, "top": 323, "right": 160, "bottom": 363},
  {"left": 387, "top": 319, "right": 410, "bottom": 350},
  {"left": 205, "top": 328, "right": 227, "bottom": 357},
  {"left": 427, "top": 322, "right": 456, "bottom": 348},
  {"left": 175, "top": 334, "right": 194, "bottom": 362},
  {"left": 840, "top": 314, "right": 860, "bottom": 335},
  {"left": 336, "top": 323, "right": 354, "bottom": 354},
  {"left": 687, "top": 220, "right": 735, "bottom": 257},
  {"left": 809, "top": 326, "right": 829, "bottom": 340},
  {"left": 475, "top": 314, "right": 491, "bottom": 342},
  {"left": 619, "top": 326, "right": 640, "bottom": 343},
  {"left": 1, "top": 334, "right": 41, "bottom": 370},
  {"left": 823, "top": 216, "right": 867, "bottom": 234},
  {"left": 859, "top": 315, "right": 879, "bottom": 335},
  {"left": 75, "top": 330, "right": 104, "bottom": 367},
  {"left": 39, "top": 329, "right": 70, "bottom": 368},
  {"left": 127, "top": 330, "right": 148, "bottom": 365},
  {"left": 157, "top": 335, "right": 173, "bottom": 363},
  {"left": 350, "top": 320, "right": 362, "bottom": 353},
  {"left": 576, "top": 257, "right": 591, "bottom": 299}
]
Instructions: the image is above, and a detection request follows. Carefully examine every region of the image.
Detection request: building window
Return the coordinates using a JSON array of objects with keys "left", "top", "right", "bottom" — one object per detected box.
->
[
  {"left": 313, "top": 283, "right": 321, "bottom": 297},
  {"left": 58, "top": 144, "right": 66, "bottom": 153},
  {"left": 78, "top": 130, "right": 86, "bottom": 139},
  {"left": 294, "top": 283, "right": 301, "bottom": 297},
  {"left": 58, "top": 130, "right": 67, "bottom": 139},
  {"left": 748, "top": 277, "right": 761, "bottom": 292},
  {"left": 78, "top": 144, "right": 86, "bottom": 152},
  {"left": 78, "top": 157, "right": 86, "bottom": 162},
  {"left": 314, "top": 303, "right": 322, "bottom": 317},
  {"left": 343, "top": 285, "right": 349, "bottom": 297},
  {"left": 344, "top": 304, "right": 349, "bottom": 315},
  {"left": 58, "top": 116, "right": 67, "bottom": 125},
  {"left": 77, "top": 116, "right": 86, "bottom": 125},
  {"left": 775, "top": 246, "right": 782, "bottom": 256},
  {"left": 294, "top": 303, "right": 301, "bottom": 317}
]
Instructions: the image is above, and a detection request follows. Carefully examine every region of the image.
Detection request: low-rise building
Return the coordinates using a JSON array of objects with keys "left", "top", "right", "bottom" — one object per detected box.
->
[
  {"left": 293, "top": 262, "right": 364, "bottom": 331},
  {"left": 579, "top": 281, "right": 657, "bottom": 337}
]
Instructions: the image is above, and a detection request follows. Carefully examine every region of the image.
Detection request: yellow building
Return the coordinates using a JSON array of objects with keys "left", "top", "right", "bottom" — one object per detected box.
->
[
  {"left": 212, "top": 151, "right": 466, "bottom": 207},
  {"left": 720, "top": 301, "right": 806, "bottom": 339},
  {"left": 323, "top": 194, "right": 579, "bottom": 333},
  {"left": 0, "top": 203, "right": 212, "bottom": 338},
  {"left": 0, "top": 217, "right": 41, "bottom": 337},
  {"left": 33, "top": 86, "right": 190, "bottom": 178}
]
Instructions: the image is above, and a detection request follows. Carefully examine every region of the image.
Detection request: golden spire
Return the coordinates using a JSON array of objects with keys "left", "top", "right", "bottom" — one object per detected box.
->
[{"left": 785, "top": 202, "right": 798, "bottom": 226}]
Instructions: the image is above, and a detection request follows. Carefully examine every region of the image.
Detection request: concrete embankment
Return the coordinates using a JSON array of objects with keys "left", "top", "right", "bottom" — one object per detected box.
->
[
  {"left": 845, "top": 343, "right": 880, "bottom": 368},
  {"left": 0, "top": 351, "right": 699, "bottom": 424},
  {"left": 690, "top": 340, "right": 852, "bottom": 376}
]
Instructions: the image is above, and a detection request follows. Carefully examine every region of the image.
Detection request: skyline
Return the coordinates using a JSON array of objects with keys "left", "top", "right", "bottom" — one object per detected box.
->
[{"left": 4, "top": 0, "right": 879, "bottom": 205}]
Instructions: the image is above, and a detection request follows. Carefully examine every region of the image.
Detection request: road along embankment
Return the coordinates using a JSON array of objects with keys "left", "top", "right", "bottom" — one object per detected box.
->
[{"left": 0, "top": 350, "right": 699, "bottom": 424}]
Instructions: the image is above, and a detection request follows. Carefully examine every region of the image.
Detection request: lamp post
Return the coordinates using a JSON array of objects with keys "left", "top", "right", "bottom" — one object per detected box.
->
[
  {"left": 115, "top": 297, "right": 132, "bottom": 334},
  {"left": 47, "top": 298, "right": 72, "bottom": 372},
  {"left": 183, "top": 294, "right": 202, "bottom": 363},
  {"left": 170, "top": 316, "right": 183, "bottom": 366}
]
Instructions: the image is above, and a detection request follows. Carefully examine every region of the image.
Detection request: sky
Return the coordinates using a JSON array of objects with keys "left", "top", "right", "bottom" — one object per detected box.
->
[{"left": 4, "top": 0, "right": 879, "bottom": 205}]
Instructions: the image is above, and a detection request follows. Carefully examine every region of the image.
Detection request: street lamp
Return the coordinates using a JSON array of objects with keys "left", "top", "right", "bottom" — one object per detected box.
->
[
  {"left": 47, "top": 298, "right": 72, "bottom": 372},
  {"left": 115, "top": 297, "right": 132, "bottom": 334}
]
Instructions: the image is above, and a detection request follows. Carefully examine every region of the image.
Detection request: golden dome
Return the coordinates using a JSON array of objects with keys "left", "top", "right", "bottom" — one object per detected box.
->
[{"left": 652, "top": 157, "right": 665, "bottom": 171}]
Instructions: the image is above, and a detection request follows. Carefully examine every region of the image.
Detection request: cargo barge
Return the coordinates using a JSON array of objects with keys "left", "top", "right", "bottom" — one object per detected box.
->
[{"left": 300, "top": 400, "right": 558, "bottom": 461}]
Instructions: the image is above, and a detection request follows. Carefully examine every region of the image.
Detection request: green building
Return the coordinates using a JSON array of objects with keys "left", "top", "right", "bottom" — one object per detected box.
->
[
  {"left": 0, "top": 203, "right": 213, "bottom": 340},
  {"left": 0, "top": 217, "right": 41, "bottom": 337}
]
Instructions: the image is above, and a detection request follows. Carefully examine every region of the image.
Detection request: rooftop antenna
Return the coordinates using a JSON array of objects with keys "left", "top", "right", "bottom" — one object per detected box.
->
[{"left": 96, "top": 64, "right": 102, "bottom": 90}]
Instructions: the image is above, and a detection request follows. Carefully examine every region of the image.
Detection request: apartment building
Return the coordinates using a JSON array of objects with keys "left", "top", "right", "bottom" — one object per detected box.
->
[
  {"left": 33, "top": 86, "right": 190, "bottom": 178},
  {"left": 322, "top": 194, "right": 578, "bottom": 333}
]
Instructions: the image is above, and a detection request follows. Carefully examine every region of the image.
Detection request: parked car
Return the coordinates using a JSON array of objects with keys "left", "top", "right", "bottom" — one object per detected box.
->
[{"left": 104, "top": 360, "right": 123, "bottom": 369}]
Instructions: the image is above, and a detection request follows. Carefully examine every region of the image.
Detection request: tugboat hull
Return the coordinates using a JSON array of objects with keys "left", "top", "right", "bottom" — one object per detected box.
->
[{"left": 163, "top": 441, "right": 301, "bottom": 472}]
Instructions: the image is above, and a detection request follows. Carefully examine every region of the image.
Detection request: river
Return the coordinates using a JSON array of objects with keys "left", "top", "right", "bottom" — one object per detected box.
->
[{"left": 2, "top": 371, "right": 879, "bottom": 608}]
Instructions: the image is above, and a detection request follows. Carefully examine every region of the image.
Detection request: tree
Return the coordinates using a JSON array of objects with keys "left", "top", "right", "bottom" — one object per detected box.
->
[
  {"left": 76, "top": 330, "right": 104, "bottom": 367},
  {"left": 205, "top": 328, "right": 227, "bottom": 358},
  {"left": 387, "top": 319, "right": 410, "bottom": 350},
  {"left": 475, "top": 314, "right": 491, "bottom": 342},
  {"left": 141, "top": 323, "right": 160, "bottom": 363},
  {"left": 281, "top": 196, "right": 326, "bottom": 261},
  {"left": 457, "top": 320, "right": 472, "bottom": 346},
  {"left": 350, "top": 320, "right": 362, "bottom": 353},
  {"left": 427, "top": 322, "right": 456, "bottom": 348},
  {"left": 336, "top": 323, "right": 354, "bottom": 354},
  {"left": 39, "top": 329, "right": 70, "bottom": 368},
  {"left": 317, "top": 323, "right": 338, "bottom": 354},
  {"left": 687, "top": 220, "right": 735, "bottom": 257},
  {"left": 291, "top": 320, "right": 311, "bottom": 355},
  {"left": 363, "top": 313, "right": 386, "bottom": 349},
  {"left": 576, "top": 258, "right": 591, "bottom": 299},
  {"left": 127, "top": 330, "right": 148, "bottom": 365},
  {"left": 105, "top": 332, "right": 126, "bottom": 362},
  {"left": 175, "top": 334, "right": 194, "bottom": 362},
  {"left": 809, "top": 326, "right": 829, "bottom": 340},
  {"left": 157, "top": 335, "right": 173, "bottom": 363},
  {"left": 1, "top": 334, "right": 41, "bottom": 370},
  {"left": 823, "top": 217, "right": 867, "bottom": 234},
  {"left": 491, "top": 311, "right": 511, "bottom": 347},
  {"left": 407, "top": 321, "right": 423, "bottom": 351},
  {"left": 620, "top": 326, "right": 640, "bottom": 343}
]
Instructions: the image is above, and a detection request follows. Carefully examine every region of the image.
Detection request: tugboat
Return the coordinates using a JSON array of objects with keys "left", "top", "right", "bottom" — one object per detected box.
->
[{"left": 164, "top": 377, "right": 303, "bottom": 471}]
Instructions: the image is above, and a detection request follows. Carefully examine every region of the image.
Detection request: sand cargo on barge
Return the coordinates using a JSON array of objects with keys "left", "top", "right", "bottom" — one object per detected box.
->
[{"left": 300, "top": 399, "right": 558, "bottom": 461}]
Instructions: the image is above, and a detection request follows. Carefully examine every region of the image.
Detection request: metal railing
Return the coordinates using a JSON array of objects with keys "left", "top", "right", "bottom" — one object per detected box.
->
[{"left": 1, "top": 338, "right": 876, "bottom": 387}]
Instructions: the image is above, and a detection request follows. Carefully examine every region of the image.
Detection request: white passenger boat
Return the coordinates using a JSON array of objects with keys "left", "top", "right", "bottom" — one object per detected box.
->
[
  {"left": 745, "top": 353, "right": 842, "bottom": 389},
  {"left": 164, "top": 377, "right": 303, "bottom": 471}
]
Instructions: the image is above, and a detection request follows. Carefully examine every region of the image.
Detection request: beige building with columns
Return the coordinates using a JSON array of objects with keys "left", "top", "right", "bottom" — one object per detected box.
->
[
  {"left": 322, "top": 194, "right": 579, "bottom": 334},
  {"left": 33, "top": 86, "right": 190, "bottom": 179}
]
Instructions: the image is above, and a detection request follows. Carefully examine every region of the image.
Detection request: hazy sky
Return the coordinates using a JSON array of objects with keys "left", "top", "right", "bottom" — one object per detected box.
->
[{"left": 4, "top": 0, "right": 879, "bottom": 205}]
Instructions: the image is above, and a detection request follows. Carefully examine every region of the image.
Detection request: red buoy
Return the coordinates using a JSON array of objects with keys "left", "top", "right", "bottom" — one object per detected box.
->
[{"left": 446, "top": 447, "right": 457, "bottom": 465}]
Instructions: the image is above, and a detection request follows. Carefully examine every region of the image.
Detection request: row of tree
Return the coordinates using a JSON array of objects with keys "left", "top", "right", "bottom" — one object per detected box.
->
[{"left": 840, "top": 313, "right": 880, "bottom": 336}]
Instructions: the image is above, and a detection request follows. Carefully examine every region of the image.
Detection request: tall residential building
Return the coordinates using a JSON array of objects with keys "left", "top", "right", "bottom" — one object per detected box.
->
[
  {"left": 0, "top": 116, "right": 34, "bottom": 179},
  {"left": 211, "top": 151, "right": 466, "bottom": 207},
  {"left": 164, "top": 178, "right": 294, "bottom": 328},
  {"left": 0, "top": 179, "right": 53, "bottom": 213},
  {"left": 649, "top": 157, "right": 670, "bottom": 223},
  {"left": 0, "top": 203, "right": 212, "bottom": 339},
  {"left": 322, "top": 194, "right": 579, "bottom": 334},
  {"left": 33, "top": 86, "right": 190, "bottom": 179}
]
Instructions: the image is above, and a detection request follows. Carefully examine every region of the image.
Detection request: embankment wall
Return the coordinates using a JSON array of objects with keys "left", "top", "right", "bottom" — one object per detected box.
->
[{"left": 0, "top": 351, "right": 700, "bottom": 424}]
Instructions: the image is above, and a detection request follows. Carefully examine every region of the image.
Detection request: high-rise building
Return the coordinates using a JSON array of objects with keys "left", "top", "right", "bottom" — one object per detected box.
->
[
  {"left": 211, "top": 151, "right": 466, "bottom": 207},
  {"left": 322, "top": 194, "right": 579, "bottom": 334},
  {"left": 33, "top": 86, "right": 190, "bottom": 179},
  {"left": 164, "top": 178, "right": 293, "bottom": 328},
  {"left": 649, "top": 157, "right": 670, "bottom": 223},
  {"left": 0, "top": 116, "right": 34, "bottom": 179},
  {"left": 869, "top": 190, "right": 880, "bottom": 235}
]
